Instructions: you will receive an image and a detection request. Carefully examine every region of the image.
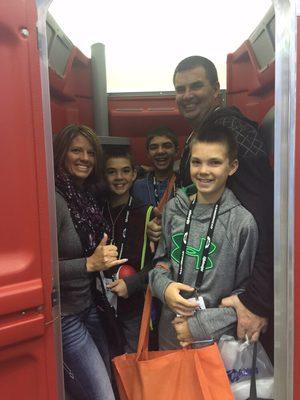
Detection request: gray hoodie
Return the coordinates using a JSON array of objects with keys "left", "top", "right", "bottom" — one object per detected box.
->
[{"left": 149, "top": 185, "right": 258, "bottom": 349}]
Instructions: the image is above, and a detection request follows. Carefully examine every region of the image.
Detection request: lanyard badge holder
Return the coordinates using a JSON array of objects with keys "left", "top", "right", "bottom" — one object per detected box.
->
[
  {"left": 192, "top": 289, "right": 206, "bottom": 310},
  {"left": 152, "top": 173, "right": 177, "bottom": 207},
  {"left": 101, "top": 196, "right": 133, "bottom": 311},
  {"left": 177, "top": 195, "right": 221, "bottom": 311}
]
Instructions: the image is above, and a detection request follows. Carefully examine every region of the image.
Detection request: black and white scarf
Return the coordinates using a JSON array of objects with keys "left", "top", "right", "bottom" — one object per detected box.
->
[{"left": 55, "top": 169, "right": 110, "bottom": 256}]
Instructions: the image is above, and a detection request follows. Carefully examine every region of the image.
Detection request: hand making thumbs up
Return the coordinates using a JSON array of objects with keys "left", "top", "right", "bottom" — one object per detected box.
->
[{"left": 86, "top": 233, "right": 128, "bottom": 272}]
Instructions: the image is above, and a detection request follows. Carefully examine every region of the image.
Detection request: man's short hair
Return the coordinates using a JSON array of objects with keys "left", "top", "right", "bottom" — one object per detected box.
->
[
  {"left": 146, "top": 126, "right": 178, "bottom": 150},
  {"left": 173, "top": 56, "right": 219, "bottom": 87},
  {"left": 190, "top": 125, "right": 238, "bottom": 162}
]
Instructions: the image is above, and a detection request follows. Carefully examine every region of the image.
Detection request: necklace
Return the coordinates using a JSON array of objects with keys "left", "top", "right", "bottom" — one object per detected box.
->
[
  {"left": 106, "top": 195, "right": 133, "bottom": 259},
  {"left": 107, "top": 203, "right": 126, "bottom": 244}
]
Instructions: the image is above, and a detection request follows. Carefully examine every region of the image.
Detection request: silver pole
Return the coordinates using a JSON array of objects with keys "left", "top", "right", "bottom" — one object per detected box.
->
[
  {"left": 273, "top": 0, "right": 296, "bottom": 398},
  {"left": 91, "top": 43, "right": 109, "bottom": 136}
]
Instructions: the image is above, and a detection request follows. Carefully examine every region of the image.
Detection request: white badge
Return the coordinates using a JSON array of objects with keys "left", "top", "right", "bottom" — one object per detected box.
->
[
  {"left": 104, "top": 277, "right": 118, "bottom": 311},
  {"left": 196, "top": 295, "right": 206, "bottom": 310}
]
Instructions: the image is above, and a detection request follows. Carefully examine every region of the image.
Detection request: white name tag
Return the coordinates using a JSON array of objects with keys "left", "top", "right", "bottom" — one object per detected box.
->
[
  {"left": 196, "top": 296, "right": 206, "bottom": 310},
  {"left": 104, "top": 277, "right": 118, "bottom": 310},
  {"left": 96, "top": 274, "right": 118, "bottom": 311}
]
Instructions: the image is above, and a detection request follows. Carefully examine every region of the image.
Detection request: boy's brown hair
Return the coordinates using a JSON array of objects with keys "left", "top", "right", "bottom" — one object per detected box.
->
[{"left": 190, "top": 125, "right": 238, "bottom": 162}]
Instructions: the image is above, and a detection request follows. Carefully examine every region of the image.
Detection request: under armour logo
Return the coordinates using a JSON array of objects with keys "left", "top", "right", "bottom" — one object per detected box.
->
[{"left": 171, "top": 233, "right": 216, "bottom": 270}]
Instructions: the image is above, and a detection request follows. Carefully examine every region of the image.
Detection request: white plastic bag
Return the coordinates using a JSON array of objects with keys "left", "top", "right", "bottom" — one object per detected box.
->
[{"left": 218, "top": 335, "right": 274, "bottom": 400}]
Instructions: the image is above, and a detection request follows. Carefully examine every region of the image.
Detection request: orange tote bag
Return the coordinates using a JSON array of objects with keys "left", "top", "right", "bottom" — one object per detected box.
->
[{"left": 112, "top": 288, "right": 234, "bottom": 400}]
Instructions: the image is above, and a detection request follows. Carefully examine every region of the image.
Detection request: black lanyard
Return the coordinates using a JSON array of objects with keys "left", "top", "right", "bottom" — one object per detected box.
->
[
  {"left": 177, "top": 195, "right": 221, "bottom": 290},
  {"left": 152, "top": 173, "right": 177, "bottom": 206},
  {"left": 152, "top": 174, "right": 160, "bottom": 206},
  {"left": 107, "top": 195, "right": 133, "bottom": 259}
]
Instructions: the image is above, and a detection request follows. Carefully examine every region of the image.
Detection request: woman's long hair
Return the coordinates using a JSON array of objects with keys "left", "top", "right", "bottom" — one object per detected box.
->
[{"left": 53, "top": 124, "right": 103, "bottom": 187}]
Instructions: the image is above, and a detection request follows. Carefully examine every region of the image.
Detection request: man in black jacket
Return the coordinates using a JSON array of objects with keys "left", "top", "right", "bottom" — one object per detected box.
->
[{"left": 148, "top": 56, "right": 273, "bottom": 348}]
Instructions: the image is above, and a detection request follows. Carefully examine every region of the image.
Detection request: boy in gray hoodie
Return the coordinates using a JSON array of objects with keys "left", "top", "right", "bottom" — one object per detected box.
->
[{"left": 149, "top": 125, "right": 258, "bottom": 349}]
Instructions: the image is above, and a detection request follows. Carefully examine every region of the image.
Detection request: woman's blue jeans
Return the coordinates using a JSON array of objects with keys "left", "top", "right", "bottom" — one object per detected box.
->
[{"left": 61, "top": 304, "right": 115, "bottom": 400}]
